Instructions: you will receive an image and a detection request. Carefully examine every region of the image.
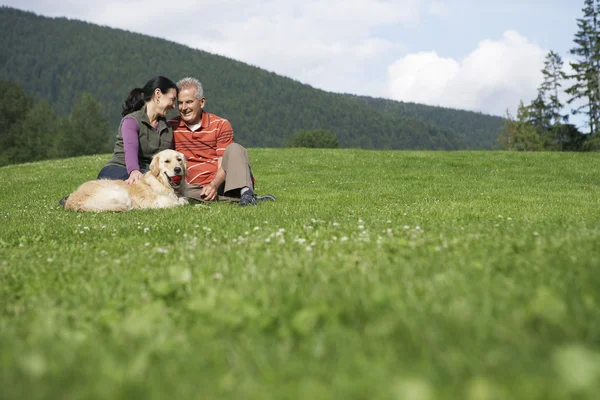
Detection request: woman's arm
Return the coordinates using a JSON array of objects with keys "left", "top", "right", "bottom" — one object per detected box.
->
[{"left": 121, "top": 117, "right": 143, "bottom": 184}]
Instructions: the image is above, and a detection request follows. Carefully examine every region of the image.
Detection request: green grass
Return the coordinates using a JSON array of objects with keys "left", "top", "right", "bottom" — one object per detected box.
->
[{"left": 1, "top": 149, "right": 600, "bottom": 399}]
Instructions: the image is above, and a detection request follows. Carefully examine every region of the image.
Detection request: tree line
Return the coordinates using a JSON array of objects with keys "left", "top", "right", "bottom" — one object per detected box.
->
[
  {"left": 0, "top": 80, "right": 111, "bottom": 166},
  {"left": 500, "top": 0, "right": 600, "bottom": 151}
]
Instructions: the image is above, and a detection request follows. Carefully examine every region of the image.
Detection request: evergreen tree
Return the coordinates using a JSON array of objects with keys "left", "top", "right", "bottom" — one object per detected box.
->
[
  {"left": 5, "top": 100, "right": 58, "bottom": 164},
  {"left": 0, "top": 81, "right": 34, "bottom": 162},
  {"left": 539, "top": 51, "right": 568, "bottom": 126},
  {"left": 565, "top": 0, "right": 600, "bottom": 135},
  {"left": 67, "top": 93, "right": 111, "bottom": 156},
  {"left": 498, "top": 102, "right": 544, "bottom": 151},
  {"left": 527, "top": 93, "right": 550, "bottom": 130}
]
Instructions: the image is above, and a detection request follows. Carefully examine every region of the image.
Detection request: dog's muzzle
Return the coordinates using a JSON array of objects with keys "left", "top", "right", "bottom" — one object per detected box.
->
[{"left": 164, "top": 171, "right": 183, "bottom": 188}]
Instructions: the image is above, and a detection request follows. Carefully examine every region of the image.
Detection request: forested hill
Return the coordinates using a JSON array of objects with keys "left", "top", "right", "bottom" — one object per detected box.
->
[{"left": 0, "top": 7, "right": 504, "bottom": 150}]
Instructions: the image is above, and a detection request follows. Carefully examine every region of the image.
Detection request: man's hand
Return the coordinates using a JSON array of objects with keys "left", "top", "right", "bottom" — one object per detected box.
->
[
  {"left": 125, "top": 170, "right": 143, "bottom": 185},
  {"left": 200, "top": 182, "right": 218, "bottom": 201}
]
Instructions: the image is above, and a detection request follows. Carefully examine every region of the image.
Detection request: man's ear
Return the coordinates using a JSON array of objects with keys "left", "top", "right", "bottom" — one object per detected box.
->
[
  {"left": 200, "top": 97, "right": 206, "bottom": 109},
  {"left": 150, "top": 155, "right": 160, "bottom": 177}
]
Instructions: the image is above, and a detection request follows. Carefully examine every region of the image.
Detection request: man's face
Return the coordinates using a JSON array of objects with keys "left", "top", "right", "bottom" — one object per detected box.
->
[{"left": 178, "top": 88, "right": 205, "bottom": 125}]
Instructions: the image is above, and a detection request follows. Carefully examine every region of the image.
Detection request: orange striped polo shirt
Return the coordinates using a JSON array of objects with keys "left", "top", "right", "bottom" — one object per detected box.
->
[{"left": 169, "top": 112, "right": 234, "bottom": 185}]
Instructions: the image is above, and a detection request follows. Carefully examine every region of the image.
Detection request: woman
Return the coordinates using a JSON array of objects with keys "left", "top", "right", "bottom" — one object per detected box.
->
[{"left": 97, "top": 76, "right": 178, "bottom": 184}]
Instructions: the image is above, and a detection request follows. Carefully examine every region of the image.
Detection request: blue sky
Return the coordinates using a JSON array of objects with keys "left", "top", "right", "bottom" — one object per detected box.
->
[{"left": 2, "top": 0, "right": 585, "bottom": 125}]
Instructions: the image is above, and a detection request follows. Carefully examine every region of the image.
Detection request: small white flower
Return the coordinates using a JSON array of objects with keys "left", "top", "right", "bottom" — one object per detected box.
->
[
  {"left": 176, "top": 229, "right": 181, "bottom": 233},
  {"left": 212, "top": 272, "right": 223, "bottom": 280},
  {"left": 156, "top": 247, "right": 168, "bottom": 254},
  {"left": 404, "top": 225, "right": 410, "bottom": 230},
  {"left": 358, "top": 225, "right": 364, "bottom": 230},
  {"left": 265, "top": 237, "right": 271, "bottom": 243},
  {"left": 253, "top": 226, "right": 260, "bottom": 231},
  {"left": 533, "top": 232, "right": 540, "bottom": 236},
  {"left": 340, "top": 236, "right": 349, "bottom": 242},
  {"left": 144, "top": 227, "right": 150, "bottom": 233},
  {"left": 306, "top": 246, "right": 312, "bottom": 251},
  {"left": 145, "top": 243, "right": 150, "bottom": 247},
  {"left": 47, "top": 258, "right": 53, "bottom": 263}
]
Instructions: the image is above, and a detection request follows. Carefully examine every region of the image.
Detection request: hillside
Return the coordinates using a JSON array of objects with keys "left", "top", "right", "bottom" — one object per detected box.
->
[{"left": 0, "top": 7, "right": 504, "bottom": 149}]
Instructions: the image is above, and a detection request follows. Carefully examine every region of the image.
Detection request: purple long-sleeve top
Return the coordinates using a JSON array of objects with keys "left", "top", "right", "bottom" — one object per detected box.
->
[{"left": 122, "top": 117, "right": 141, "bottom": 174}]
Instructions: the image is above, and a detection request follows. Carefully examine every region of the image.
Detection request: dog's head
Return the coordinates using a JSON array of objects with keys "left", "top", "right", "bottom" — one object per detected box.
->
[{"left": 150, "top": 149, "right": 187, "bottom": 189}]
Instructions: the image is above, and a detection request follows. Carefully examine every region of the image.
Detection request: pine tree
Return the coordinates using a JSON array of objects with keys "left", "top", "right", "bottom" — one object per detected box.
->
[
  {"left": 498, "top": 102, "right": 544, "bottom": 151},
  {"left": 67, "top": 93, "right": 111, "bottom": 156},
  {"left": 6, "top": 100, "right": 58, "bottom": 164},
  {"left": 565, "top": 0, "right": 600, "bottom": 135},
  {"left": 539, "top": 51, "right": 568, "bottom": 126}
]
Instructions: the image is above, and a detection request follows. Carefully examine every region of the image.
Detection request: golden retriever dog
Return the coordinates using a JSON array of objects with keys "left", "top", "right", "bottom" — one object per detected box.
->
[{"left": 65, "top": 149, "right": 188, "bottom": 212}]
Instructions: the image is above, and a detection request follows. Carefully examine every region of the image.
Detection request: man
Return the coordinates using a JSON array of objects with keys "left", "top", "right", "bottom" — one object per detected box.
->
[{"left": 169, "top": 77, "right": 275, "bottom": 206}]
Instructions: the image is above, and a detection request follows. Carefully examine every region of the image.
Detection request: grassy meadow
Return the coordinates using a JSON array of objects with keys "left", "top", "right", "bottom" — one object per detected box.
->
[{"left": 1, "top": 149, "right": 600, "bottom": 399}]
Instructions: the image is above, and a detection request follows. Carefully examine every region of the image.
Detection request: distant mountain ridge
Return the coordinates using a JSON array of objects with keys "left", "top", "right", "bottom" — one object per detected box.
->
[{"left": 0, "top": 7, "right": 504, "bottom": 149}]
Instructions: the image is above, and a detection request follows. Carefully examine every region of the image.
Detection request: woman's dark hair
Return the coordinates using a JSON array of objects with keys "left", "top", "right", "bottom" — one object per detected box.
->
[
  {"left": 142, "top": 76, "right": 178, "bottom": 102},
  {"left": 121, "top": 88, "right": 144, "bottom": 117},
  {"left": 121, "top": 76, "right": 178, "bottom": 117}
]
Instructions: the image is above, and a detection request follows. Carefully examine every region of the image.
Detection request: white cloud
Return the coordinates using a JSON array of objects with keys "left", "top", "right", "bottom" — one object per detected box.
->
[{"left": 386, "top": 30, "right": 546, "bottom": 115}]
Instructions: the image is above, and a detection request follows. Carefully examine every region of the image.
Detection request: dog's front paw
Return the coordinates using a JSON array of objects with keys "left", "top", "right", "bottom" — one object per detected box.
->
[{"left": 179, "top": 197, "right": 189, "bottom": 205}]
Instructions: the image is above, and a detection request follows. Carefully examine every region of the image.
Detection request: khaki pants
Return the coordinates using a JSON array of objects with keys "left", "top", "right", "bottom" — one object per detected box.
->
[{"left": 186, "top": 143, "right": 254, "bottom": 202}]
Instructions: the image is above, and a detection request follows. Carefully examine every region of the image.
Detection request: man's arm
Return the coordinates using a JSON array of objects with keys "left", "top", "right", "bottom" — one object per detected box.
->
[{"left": 200, "top": 159, "right": 225, "bottom": 201}]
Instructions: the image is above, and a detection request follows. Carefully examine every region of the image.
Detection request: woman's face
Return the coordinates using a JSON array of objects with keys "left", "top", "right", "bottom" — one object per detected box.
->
[{"left": 155, "top": 88, "right": 177, "bottom": 117}]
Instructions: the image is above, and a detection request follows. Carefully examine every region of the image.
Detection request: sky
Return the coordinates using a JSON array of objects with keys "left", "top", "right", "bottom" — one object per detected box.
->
[{"left": 2, "top": 0, "right": 585, "bottom": 125}]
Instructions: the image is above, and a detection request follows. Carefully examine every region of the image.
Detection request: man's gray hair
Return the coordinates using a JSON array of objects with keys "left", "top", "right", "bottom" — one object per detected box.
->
[{"left": 177, "top": 77, "right": 204, "bottom": 100}]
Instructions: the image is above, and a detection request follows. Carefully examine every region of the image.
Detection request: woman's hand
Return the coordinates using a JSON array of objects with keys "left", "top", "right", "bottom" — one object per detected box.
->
[{"left": 125, "top": 170, "right": 143, "bottom": 185}]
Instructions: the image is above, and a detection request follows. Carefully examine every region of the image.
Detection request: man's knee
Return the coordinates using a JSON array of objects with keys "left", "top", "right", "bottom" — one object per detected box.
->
[{"left": 224, "top": 143, "right": 247, "bottom": 156}]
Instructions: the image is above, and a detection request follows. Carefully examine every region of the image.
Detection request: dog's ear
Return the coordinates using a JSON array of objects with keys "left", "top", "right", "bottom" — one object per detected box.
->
[{"left": 150, "top": 154, "right": 160, "bottom": 177}]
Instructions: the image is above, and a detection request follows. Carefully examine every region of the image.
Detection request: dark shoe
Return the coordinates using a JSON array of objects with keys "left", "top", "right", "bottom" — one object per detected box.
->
[
  {"left": 59, "top": 195, "right": 69, "bottom": 208},
  {"left": 239, "top": 190, "right": 276, "bottom": 206},
  {"left": 239, "top": 189, "right": 257, "bottom": 206}
]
